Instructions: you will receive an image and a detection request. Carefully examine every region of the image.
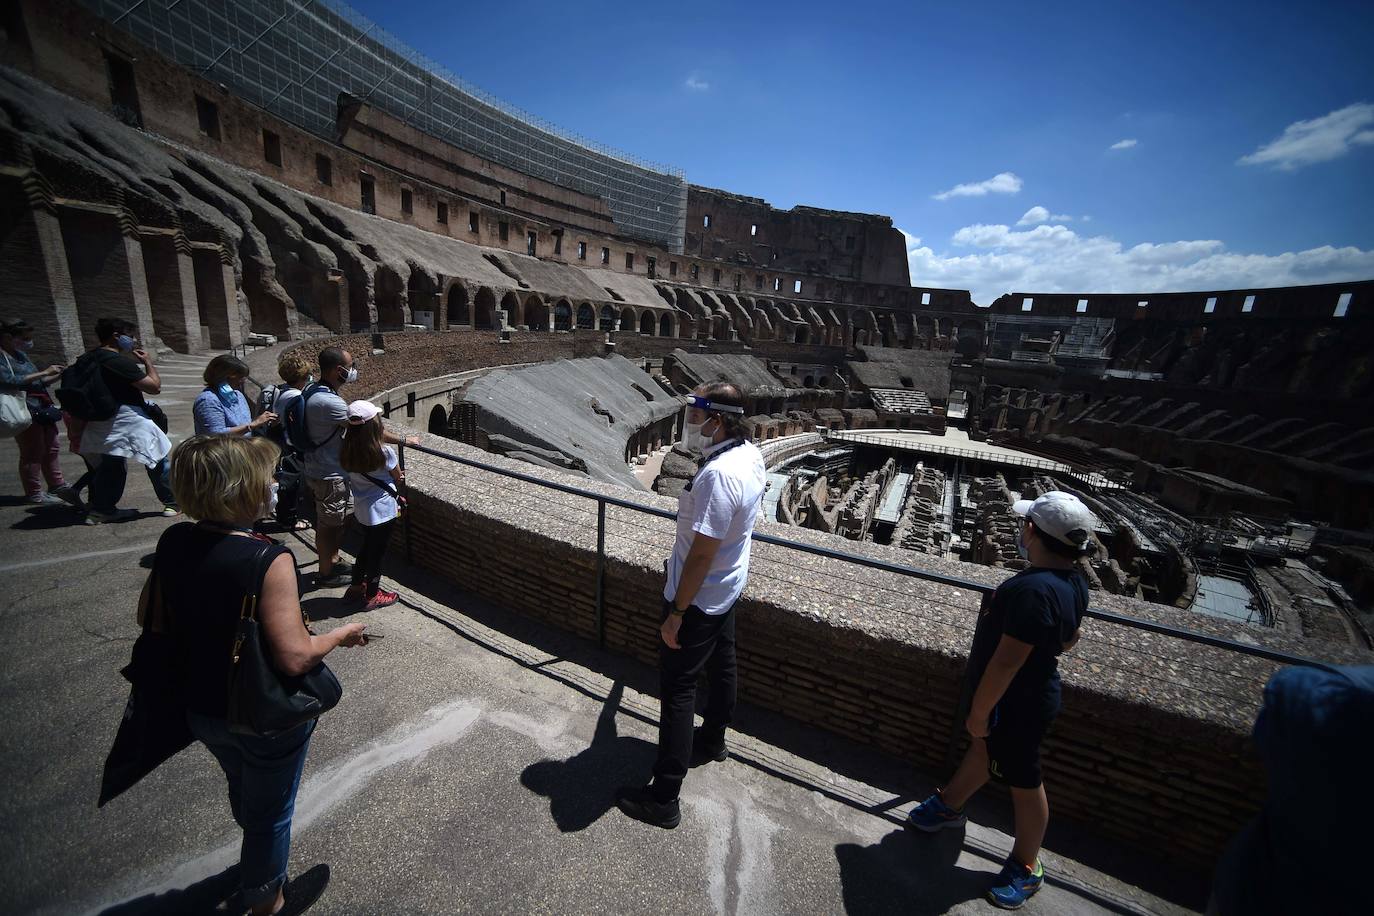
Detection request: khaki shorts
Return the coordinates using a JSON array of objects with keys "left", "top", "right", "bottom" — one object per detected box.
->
[{"left": 307, "top": 475, "right": 352, "bottom": 529}]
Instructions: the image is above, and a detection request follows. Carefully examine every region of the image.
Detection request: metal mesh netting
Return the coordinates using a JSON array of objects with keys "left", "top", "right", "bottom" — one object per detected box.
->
[{"left": 82, "top": 0, "right": 687, "bottom": 251}]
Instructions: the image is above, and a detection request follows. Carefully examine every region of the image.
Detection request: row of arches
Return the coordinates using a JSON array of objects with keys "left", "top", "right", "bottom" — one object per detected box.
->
[{"left": 368, "top": 269, "right": 985, "bottom": 349}]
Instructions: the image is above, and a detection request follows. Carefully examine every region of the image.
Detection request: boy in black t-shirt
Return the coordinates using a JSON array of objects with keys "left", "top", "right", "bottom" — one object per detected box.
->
[{"left": 907, "top": 490, "right": 1093, "bottom": 909}]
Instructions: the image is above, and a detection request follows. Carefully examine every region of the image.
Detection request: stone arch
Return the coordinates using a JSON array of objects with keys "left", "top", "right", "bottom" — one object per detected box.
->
[
  {"left": 640, "top": 311, "right": 656, "bottom": 334},
  {"left": 599, "top": 304, "right": 616, "bottom": 332},
  {"left": 658, "top": 312, "right": 674, "bottom": 337},
  {"left": 576, "top": 303, "right": 595, "bottom": 329},
  {"left": 711, "top": 314, "right": 731, "bottom": 340},
  {"left": 524, "top": 293, "right": 547, "bottom": 330},
  {"left": 554, "top": 299, "right": 573, "bottom": 331},
  {"left": 753, "top": 309, "right": 774, "bottom": 340},
  {"left": 794, "top": 324, "right": 810, "bottom": 344},
  {"left": 474, "top": 287, "right": 497, "bottom": 330},
  {"left": 407, "top": 268, "right": 437, "bottom": 328},
  {"left": 915, "top": 315, "right": 935, "bottom": 339},
  {"left": 678, "top": 314, "right": 694, "bottom": 339},
  {"left": 500, "top": 290, "right": 521, "bottom": 328},
  {"left": 674, "top": 287, "right": 704, "bottom": 321},
  {"left": 374, "top": 266, "right": 407, "bottom": 330},
  {"left": 446, "top": 283, "right": 470, "bottom": 327},
  {"left": 620, "top": 306, "right": 636, "bottom": 332},
  {"left": 428, "top": 404, "right": 448, "bottom": 436},
  {"left": 957, "top": 320, "right": 984, "bottom": 356}
]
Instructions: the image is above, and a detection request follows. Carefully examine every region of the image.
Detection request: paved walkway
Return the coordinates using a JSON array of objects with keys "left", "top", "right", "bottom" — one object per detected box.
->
[{"left": 0, "top": 352, "right": 1203, "bottom": 914}]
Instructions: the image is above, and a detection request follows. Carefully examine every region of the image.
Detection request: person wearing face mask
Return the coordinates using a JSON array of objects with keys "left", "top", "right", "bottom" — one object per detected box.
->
[
  {"left": 292, "top": 347, "right": 414, "bottom": 589},
  {"left": 193, "top": 354, "right": 278, "bottom": 437},
  {"left": 143, "top": 434, "right": 370, "bottom": 916},
  {"left": 0, "top": 317, "right": 78, "bottom": 506},
  {"left": 906, "top": 490, "right": 1091, "bottom": 910},
  {"left": 616, "top": 381, "right": 766, "bottom": 829},
  {"left": 76, "top": 317, "right": 178, "bottom": 524}
]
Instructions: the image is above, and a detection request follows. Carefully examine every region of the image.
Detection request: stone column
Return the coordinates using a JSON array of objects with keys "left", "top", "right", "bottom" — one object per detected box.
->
[
  {"left": 58, "top": 201, "right": 156, "bottom": 351},
  {"left": 0, "top": 169, "right": 84, "bottom": 364},
  {"left": 189, "top": 242, "right": 244, "bottom": 349},
  {"left": 140, "top": 229, "right": 202, "bottom": 353}
]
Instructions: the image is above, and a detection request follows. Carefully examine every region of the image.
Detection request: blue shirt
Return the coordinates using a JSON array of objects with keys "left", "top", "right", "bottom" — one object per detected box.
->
[
  {"left": 193, "top": 387, "right": 252, "bottom": 436},
  {"left": 0, "top": 349, "right": 47, "bottom": 410}
]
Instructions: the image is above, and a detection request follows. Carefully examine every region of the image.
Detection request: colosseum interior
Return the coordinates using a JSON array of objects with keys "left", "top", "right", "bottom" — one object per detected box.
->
[{"left": 2, "top": 0, "right": 1372, "bottom": 885}]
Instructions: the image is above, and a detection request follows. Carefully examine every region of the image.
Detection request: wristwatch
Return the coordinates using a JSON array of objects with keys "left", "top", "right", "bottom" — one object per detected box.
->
[{"left": 668, "top": 606, "right": 686, "bottom": 617}]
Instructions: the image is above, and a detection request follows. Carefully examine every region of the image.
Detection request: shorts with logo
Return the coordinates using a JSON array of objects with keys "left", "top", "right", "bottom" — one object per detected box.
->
[
  {"left": 984, "top": 703, "right": 1056, "bottom": 789},
  {"left": 306, "top": 475, "right": 351, "bottom": 529}
]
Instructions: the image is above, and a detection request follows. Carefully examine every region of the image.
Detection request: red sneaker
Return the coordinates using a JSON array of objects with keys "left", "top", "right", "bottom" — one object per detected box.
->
[{"left": 364, "top": 587, "right": 399, "bottom": 610}]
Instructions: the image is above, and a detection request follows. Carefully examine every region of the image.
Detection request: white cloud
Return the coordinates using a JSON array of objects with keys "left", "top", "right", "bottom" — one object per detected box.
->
[
  {"left": 1017, "top": 206, "right": 1073, "bottom": 226},
  {"left": 932, "top": 171, "right": 1022, "bottom": 201},
  {"left": 684, "top": 75, "right": 710, "bottom": 91},
  {"left": 1109, "top": 138, "right": 1138, "bottom": 150},
  {"left": 1239, "top": 102, "right": 1374, "bottom": 170},
  {"left": 901, "top": 224, "right": 1374, "bottom": 306}
]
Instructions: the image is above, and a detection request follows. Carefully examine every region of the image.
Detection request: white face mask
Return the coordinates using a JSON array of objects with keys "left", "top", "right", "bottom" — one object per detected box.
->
[
  {"left": 343, "top": 367, "right": 358, "bottom": 385},
  {"left": 682, "top": 418, "right": 716, "bottom": 456},
  {"left": 1016, "top": 524, "right": 1030, "bottom": 560},
  {"left": 264, "top": 482, "right": 279, "bottom": 519}
]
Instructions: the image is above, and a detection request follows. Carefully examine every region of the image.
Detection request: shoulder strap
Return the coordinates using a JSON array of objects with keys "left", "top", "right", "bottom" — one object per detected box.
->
[
  {"left": 240, "top": 541, "right": 283, "bottom": 623},
  {"left": 293, "top": 384, "right": 339, "bottom": 452},
  {"left": 361, "top": 472, "right": 400, "bottom": 500}
]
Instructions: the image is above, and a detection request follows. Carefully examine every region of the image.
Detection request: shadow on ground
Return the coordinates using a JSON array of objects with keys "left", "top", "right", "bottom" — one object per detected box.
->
[
  {"left": 520, "top": 682, "right": 657, "bottom": 832},
  {"left": 835, "top": 827, "right": 989, "bottom": 915},
  {"left": 96, "top": 865, "right": 240, "bottom": 915}
]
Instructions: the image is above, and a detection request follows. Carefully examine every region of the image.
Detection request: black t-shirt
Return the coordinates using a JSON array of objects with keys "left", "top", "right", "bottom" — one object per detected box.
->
[
  {"left": 153, "top": 523, "right": 294, "bottom": 718},
  {"left": 967, "top": 567, "right": 1088, "bottom": 719},
  {"left": 98, "top": 351, "right": 148, "bottom": 408}
]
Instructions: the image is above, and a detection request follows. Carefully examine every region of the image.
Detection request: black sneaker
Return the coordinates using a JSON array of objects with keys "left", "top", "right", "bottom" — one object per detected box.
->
[
  {"left": 615, "top": 786, "right": 681, "bottom": 829},
  {"left": 316, "top": 561, "right": 354, "bottom": 588},
  {"left": 691, "top": 727, "right": 728, "bottom": 765},
  {"left": 277, "top": 863, "right": 330, "bottom": 915}
]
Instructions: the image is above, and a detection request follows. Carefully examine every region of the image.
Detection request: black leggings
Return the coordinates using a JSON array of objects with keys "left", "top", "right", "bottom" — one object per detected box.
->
[{"left": 352, "top": 519, "right": 396, "bottom": 592}]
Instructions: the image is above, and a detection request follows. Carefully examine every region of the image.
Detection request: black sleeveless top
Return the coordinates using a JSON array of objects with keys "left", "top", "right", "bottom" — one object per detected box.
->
[{"left": 152, "top": 522, "right": 294, "bottom": 717}]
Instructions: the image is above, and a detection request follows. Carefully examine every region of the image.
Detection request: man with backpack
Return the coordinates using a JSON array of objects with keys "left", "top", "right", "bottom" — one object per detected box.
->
[
  {"left": 259, "top": 349, "right": 314, "bottom": 529},
  {"left": 58, "top": 318, "right": 177, "bottom": 524}
]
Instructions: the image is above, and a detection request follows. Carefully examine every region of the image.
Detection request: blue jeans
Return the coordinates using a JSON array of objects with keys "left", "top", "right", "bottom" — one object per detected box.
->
[
  {"left": 188, "top": 713, "right": 315, "bottom": 907},
  {"left": 89, "top": 453, "right": 174, "bottom": 512}
]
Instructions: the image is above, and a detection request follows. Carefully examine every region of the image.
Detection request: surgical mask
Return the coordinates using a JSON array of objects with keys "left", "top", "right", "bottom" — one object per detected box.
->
[
  {"left": 115, "top": 334, "right": 136, "bottom": 352},
  {"left": 264, "top": 482, "right": 279, "bottom": 519},
  {"left": 1016, "top": 525, "right": 1030, "bottom": 561},
  {"left": 15, "top": 339, "right": 34, "bottom": 352},
  {"left": 682, "top": 418, "right": 715, "bottom": 456},
  {"left": 343, "top": 367, "right": 358, "bottom": 385}
]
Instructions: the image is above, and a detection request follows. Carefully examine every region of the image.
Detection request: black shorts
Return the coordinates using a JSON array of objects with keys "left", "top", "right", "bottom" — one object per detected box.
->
[{"left": 984, "top": 705, "right": 1056, "bottom": 789}]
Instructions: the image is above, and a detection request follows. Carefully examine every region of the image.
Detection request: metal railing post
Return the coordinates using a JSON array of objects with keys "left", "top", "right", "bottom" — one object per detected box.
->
[
  {"left": 595, "top": 499, "right": 606, "bottom": 649},
  {"left": 399, "top": 444, "right": 412, "bottom": 565}
]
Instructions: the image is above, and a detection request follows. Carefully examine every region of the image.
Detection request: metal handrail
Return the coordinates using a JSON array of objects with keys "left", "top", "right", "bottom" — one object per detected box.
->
[{"left": 402, "top": 441, "right": 1324, "bottom": 670}]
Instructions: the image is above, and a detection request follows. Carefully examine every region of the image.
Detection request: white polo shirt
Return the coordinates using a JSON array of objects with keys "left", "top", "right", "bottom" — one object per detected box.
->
[{"left": 664, "top": 437, "right": 767, "bottom": 616}]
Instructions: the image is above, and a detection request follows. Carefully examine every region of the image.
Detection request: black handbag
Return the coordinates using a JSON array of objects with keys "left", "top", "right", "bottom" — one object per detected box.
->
[
  {"left": 227, "top": 544, "right": 342, "bottom": 737},
  {"left": 143, "top": 401, "right": 169, "bottom": 433}
]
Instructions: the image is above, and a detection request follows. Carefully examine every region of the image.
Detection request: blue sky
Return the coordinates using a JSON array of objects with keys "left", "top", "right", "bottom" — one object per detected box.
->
[{"left": 350, "top": 0, "right": 1374, "bottom": 303}]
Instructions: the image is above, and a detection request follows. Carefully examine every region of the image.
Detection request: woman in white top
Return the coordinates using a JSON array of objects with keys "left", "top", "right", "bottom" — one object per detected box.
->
[{"left": 338, "top": 400, "right": 414, "bottom": 610}]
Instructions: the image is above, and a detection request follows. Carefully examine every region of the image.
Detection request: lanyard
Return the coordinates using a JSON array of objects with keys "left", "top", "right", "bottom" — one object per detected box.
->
[{"left": 684, "top": 437, "right": 747, "bottom": 493}]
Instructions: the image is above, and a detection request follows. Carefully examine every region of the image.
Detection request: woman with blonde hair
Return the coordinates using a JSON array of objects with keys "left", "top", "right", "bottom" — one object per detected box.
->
[{"left": 141, "top": 434, "right": 371, "bottom": 915}]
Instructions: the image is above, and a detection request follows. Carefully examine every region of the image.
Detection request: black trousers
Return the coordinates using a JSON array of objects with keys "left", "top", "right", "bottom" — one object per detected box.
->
[
  {"left": 352, "top": 519, "right": 396, "bottom": 591},
  {"left": 650, "top": 601, "right": 737, "bottom": 802}
]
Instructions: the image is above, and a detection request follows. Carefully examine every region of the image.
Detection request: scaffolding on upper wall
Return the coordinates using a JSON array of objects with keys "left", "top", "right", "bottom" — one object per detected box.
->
[{"left": 81, "top": 0, "right": 688, "bottom": 251}]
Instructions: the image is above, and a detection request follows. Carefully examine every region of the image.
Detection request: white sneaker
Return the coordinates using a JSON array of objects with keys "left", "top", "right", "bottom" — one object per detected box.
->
[
  {"left": 160, "top": 505, "right": 181, "bottom": 518},
  {"left": 27, "top": 492, "right": 65, "bottom": 506}
]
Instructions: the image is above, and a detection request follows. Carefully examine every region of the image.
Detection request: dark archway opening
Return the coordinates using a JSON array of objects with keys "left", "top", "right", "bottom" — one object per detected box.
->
[
  {"left": 554, "top": 300, "right": 572, "bottom": 331},
  {"left": 447, "top": 284, "right": 469, "bottom": 327},
  {"left": 474, "top": 287, "right": 497, "bottom": 330}
]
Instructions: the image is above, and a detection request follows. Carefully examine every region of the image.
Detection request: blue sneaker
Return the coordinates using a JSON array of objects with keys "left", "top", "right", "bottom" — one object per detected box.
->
[
  {"left": 987, "top": 856, "right": 1044, "bottom": 909},
  {"left": 905, "top": 792, "right": 967, "bottom": 832}
]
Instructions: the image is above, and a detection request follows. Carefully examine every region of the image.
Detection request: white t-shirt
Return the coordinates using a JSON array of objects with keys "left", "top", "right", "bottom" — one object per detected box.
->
[
  {"left": 349, "top": 445, "right": 400, "bottom": 526},
  {"left": 663, "top": 438, "right": 767, "bottom": 616}
]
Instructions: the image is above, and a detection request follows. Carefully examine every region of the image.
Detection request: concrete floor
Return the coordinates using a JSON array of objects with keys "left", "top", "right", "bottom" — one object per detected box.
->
[{"left": 0, "top": 354, "right": 1203, "bottom": 915}]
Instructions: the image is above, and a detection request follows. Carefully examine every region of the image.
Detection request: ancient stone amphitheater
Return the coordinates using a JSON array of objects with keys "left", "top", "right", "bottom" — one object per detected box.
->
[{"left": 4, "top": 0, "right": 1371, "bottom": 868}]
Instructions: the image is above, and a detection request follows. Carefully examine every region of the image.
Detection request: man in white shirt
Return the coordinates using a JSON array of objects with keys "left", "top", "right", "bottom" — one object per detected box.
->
[{"left": 617, "top": 381, "right": 766, "bottom": 829}]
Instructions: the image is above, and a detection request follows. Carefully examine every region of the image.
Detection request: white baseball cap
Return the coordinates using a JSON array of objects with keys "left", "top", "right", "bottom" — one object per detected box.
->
[
  {"left": 347, "top": 400, "right": 381, "bottom": 424},
  {"left": 1012, "top": 491, "right": 1095, "bottom": 551}
]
